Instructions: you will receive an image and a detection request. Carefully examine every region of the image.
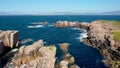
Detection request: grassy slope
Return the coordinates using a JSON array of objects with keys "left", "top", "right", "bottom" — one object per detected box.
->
[{"left": 100, "top": 20, "right": 120, "bottom": 42}]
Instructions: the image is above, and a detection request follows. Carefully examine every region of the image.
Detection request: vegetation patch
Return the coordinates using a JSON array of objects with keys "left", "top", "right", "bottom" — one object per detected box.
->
[
  {"left": 111, "top": 30, "right": 120, "bottom": 43},
  {"left": 100, "top": 20, "right": 120, "bottom": 27},
  {"left": 48, "top": 45, "right": 55, "bottom": 50}
]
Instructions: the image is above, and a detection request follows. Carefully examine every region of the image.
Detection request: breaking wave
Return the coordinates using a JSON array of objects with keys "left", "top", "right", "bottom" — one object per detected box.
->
[{"left": 76, "top": 31, "right": 88, "bottom": 42}]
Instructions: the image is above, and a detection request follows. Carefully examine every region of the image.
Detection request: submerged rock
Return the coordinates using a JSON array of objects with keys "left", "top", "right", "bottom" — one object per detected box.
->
[{"left": 6, "top": 40, "right": 56, "bottom": 68}]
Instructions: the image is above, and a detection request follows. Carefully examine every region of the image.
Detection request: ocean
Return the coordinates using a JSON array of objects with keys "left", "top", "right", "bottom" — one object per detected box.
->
[{"left": 0, "top": 15, "right": 120, "bottom": 68}]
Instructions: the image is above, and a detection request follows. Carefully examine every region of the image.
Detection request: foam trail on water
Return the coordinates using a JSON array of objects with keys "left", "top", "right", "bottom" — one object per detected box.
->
[{"left": 27, "top": 25, "right": 44, "bottom": 28}]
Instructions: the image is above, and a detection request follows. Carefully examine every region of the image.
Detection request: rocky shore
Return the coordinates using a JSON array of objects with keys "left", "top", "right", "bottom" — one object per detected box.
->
[
  {"left": 78, "top": 20, "right": 120, "bottom": 68},
  {"left": 5, "top": 40, "right": 56, "bottom": 68},
  {"left": 0, "top": 30, "right": 19, "bottom": 57}
]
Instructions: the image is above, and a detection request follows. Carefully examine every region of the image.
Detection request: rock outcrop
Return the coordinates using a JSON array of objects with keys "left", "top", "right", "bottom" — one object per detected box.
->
[
  {"left": 55, "top": 21, "right": 79, "bottom": 27},
  {"left": 79, "top": 20, "right": 120, "bottom": 68},
  {"left": 6, "top": 40, "right": 56, "bottom": 68},
  {"left": 0, "top": 30, "right": 19, "bottom": 56},
  {"left": 57, "top": 43, "right": 80, "bottom": 68}
]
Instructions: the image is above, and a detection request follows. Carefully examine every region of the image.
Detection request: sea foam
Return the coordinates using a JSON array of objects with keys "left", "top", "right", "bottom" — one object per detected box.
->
[
  {"left": 27, "top": 25, "right": 44, "bottom": 28},
  {"left": 76, "top": 32, "right": 88, "bottom": 42}
]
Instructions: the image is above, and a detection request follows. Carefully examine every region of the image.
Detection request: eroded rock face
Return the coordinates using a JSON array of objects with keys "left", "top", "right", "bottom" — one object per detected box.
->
[
  {"left": 6, "top": 40, "right": 56, "bottom": 68},
  {"left": 0, "top": 30, "right": 19, "bottom": 56},
  {"left": 55, "top": 21, "right": 79, "bottom": 27},
  {"left": 79, "top": 20, "right": 120, "bottom": 68}
]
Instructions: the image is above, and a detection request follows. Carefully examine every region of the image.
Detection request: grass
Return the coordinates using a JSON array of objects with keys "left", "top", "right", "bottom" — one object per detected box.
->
[
  {"left": 111, "top": 30, "right": 120, "bottom": 43},
  {"left": 48, "top": 45, "right": 56, "bottom": 50},
  {"left": 100, "top": 20, "right": 120, "bottom": 27},
  {"left": 114, "top": 61, "right": 120, "bottom": 68}
]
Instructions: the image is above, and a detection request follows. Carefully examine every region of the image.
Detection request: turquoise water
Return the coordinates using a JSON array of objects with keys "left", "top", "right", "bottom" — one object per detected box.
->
[{"left": 0, "top": 15, "right": 120, "bottom": 68}]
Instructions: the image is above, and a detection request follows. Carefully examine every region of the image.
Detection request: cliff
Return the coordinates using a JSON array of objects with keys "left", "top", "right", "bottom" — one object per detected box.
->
[
  {"left": 6, "top": 40, "right": 56, "bottom": 68},
  {"left": 0, "top": 30, "right": 19, "bottom": 57},
  {"left": 79, "top": 20, "right": 120, "bottom": 68}
]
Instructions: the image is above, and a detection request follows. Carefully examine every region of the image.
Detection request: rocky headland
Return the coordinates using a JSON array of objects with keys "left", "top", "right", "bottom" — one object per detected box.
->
[
  {"left": 6, "top": 39, "right": 56, "bottom": 68},
  {"left": 78, "top": 20, "right": 120, "bottom": 68},
  {"left": 0, "top": 30, "right": 19, "bottom": 57}
]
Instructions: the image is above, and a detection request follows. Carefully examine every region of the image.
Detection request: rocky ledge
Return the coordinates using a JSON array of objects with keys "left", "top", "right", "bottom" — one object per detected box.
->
[
  {"left": 54, "top": 21, "right": 79, "bottom": 27},
  {"left": 0, "top": 30, "right": 19, "bottom": 57},
  {"left": 79, "top": 20, "right": 120, "bottom": 68},
  {"left": 6, "top": 39, "right": 56, "bottom": 68}
]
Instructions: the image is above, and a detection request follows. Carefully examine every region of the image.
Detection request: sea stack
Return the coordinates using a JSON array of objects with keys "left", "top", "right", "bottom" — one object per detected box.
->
[{"left": 0, "top": 30, "right": 19, "bottom": 56}]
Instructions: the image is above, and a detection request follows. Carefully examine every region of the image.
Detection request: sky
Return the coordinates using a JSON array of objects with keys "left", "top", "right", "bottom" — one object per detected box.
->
[{"left": 0, "top": 0, "right": 120, "bottom": 15}]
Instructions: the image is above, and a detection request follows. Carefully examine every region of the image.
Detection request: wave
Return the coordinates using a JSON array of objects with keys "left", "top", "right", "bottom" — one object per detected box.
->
[
  {"left": 27, "top": 25, "right": 44, "bottom": 28},
  {"left": 21, "top": 38, "right": 34, "bottom": 44},
  {"left": 76, "top": 32, "right": 88, "bottom": 42}
]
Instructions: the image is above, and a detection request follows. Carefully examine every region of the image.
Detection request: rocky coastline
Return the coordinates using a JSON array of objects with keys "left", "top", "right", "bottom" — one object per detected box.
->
[{"left": 78, "top": 20, "right": 120, "bottom": 68}]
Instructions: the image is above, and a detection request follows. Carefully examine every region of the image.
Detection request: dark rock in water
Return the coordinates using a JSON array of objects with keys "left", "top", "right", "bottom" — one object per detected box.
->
[
  {"left": 79, "top": 20, "right": 120, "bottom": 68},
  {"left": 0, "top": 30, "right": 19, "bottom": 57},
  {"left": 6, "top": 39, "right": 56, "bottom": 68},
  {"left": 54, "top": 21, "right": 79, "bottom": 27}
]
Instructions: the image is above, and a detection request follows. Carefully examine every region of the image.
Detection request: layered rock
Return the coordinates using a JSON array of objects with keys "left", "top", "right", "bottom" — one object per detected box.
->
[
  {"left": 0, "top": 30, "right": 19, "bottom": 56},
  {"left": 55, "top": 21, "right": 79, "bottom": 27},
  {"left": 79, "top": 20, "right": 120, "bottom": 68},
  {"left": 6, "top": 40, "right": 56, "bottom": 68}
]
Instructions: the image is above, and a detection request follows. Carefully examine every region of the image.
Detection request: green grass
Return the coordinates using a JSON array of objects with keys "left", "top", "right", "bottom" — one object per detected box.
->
[
  {"left": 100, "top": 20, "right": 120, "bottom": 26},
  {"left": 48, "top": 45, "right": 56, "bottom": 50},
  {"left": 112, "top": 31, "right": 120, "bottom": 43}
]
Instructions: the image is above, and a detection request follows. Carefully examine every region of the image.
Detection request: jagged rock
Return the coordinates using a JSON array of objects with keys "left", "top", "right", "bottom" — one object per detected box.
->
[
  {"left": 55, "top": 21, "right": 79, "bottom": 27},
  {"left": 6, "top": 40, "right": 56, "bottom": 68},
  {"left": 60, "top": 60, "right": 69, "bottom": 68},
  {"left": 0, "top": 30, "right": 19, "bottom": 56},
  {"left": 78, "top": 22, "right": 90, "bottom": 31}
]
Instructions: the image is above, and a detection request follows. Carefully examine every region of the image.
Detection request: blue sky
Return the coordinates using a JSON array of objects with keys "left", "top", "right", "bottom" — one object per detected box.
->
[{"left": 0, "top": 0, "right": 119, "bottom": 14}]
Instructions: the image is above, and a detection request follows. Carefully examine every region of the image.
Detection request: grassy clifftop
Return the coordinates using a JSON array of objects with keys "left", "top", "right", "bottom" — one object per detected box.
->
[
  {"left": 101, "top": 20, "right": 120, "bottom": 27},
  {"left": 112, "top": 30, "right": 120, "bottom": 43}
]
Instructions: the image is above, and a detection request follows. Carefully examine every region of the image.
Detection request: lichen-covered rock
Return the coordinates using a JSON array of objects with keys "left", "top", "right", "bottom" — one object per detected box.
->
[
  {"left": 6, "top": 40, "right": 56, "bottom": 68},
  {"left": 0, "top": 30, "right": 19, "bottom": 56}
]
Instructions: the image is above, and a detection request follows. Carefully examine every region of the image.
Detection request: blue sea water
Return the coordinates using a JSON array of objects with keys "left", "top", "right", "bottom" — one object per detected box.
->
[{"left": 0, "top": 15, "right": 120, "bottom": 68}]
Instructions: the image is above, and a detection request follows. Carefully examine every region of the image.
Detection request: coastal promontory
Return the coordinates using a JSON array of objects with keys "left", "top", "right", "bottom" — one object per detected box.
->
[{"left": 79, "top": 20, "right": 120, "bottom": 68}]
